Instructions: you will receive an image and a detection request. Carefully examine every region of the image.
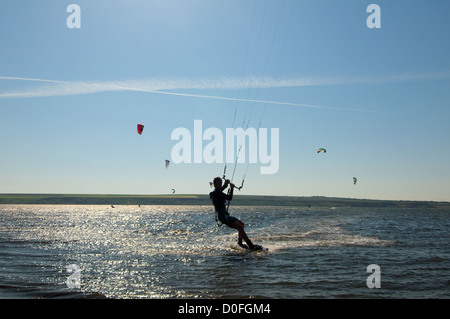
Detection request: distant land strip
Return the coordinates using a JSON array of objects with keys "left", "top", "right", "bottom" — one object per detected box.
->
[{"left": 0, "top": 194, "right": 449, "bottom": 209}]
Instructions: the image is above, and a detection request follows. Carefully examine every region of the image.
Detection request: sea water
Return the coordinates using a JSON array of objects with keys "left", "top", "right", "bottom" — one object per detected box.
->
[{"left": 0, "top": 205, "right": 449, "bottom": 299}]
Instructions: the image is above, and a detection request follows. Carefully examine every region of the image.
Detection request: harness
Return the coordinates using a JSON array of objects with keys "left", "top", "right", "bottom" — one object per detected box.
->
[{"left": 215, "top": 210, "right": 232, "bottom": 227}]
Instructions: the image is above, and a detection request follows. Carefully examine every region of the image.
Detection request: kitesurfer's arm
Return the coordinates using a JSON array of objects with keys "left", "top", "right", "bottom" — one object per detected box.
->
[
  {"left": 225, "top": 183, "right": 235, "bottom": 201},
  {"left": 221, "top": 179, "right": 230, "bottom": 192}
]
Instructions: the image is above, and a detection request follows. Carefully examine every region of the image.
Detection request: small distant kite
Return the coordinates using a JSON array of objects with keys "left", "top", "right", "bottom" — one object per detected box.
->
[
  {"left": 317, "top": 148, "right": 326, "bottom": 153},
  {"left": 137, "top": 124, "right": 144, "bottom": 135},
  {"left": 172, "top": 189, "right": 176, "bottom": 194},
  {"left": 165, "top": 159, "right": 170, "bottom": 169},
  {"left": 209, "top": 182, "right": 213, "bottom": 188},
  {"left": 353, "top": 177, "right": 357, "bottom": 185}
]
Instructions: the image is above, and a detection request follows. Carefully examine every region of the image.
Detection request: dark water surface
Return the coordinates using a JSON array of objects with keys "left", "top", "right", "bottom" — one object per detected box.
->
[{"left": 0, "top": 205, "right": 448, "bottom": 298}]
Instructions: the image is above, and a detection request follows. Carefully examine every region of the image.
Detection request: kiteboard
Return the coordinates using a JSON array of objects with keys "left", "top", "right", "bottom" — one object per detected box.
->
[{"left": 240, "top": 244, "right": 268, "bottom": 252}]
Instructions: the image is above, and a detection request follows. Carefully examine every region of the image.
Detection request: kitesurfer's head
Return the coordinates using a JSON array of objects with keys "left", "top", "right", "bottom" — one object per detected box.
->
[{"left": 213, "top": 177, "right": 222, "bottom": 189}]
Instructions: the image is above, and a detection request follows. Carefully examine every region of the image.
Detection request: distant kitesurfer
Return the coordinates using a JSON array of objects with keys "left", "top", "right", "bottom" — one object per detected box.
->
[{"left": 209, "top": 177, "right": 262, "bottom": 250}]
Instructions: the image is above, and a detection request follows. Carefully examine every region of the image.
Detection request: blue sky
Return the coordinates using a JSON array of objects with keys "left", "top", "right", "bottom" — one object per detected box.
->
[{"left": 1, "top": 0, "right": 449, "bottom": 201}]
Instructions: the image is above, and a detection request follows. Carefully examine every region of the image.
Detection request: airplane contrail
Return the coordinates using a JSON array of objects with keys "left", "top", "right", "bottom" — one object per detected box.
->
[
  {"left": 1, "top": 72, "right": 448, "bottom": 113},
  {"left": 116, "top": 85, "right": 393, "bottom": 114},
  {"left": 0, "top": 75, "right": 389, "bottom": 113}
]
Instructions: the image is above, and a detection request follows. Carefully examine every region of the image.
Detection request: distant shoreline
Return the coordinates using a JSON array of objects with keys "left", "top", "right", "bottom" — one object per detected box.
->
[{"left": 1, "top": 194, "right": 449, "bottom": 209}]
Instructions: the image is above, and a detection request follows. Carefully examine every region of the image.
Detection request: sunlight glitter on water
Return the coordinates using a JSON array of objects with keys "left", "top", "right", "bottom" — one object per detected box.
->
[{"left": 1, "top": 205, "right": 448, "bottom": 298}]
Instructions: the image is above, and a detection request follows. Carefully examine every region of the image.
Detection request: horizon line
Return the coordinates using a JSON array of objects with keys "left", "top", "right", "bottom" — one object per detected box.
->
[{"left": 0, "top": 192, "right": 448, "bottom": 203}]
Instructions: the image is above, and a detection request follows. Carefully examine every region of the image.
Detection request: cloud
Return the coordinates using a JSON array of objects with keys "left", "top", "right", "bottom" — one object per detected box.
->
[
  {"left": 0, "top": 74, "right": 347, "bottom": 98},
  {"left": 1, "top": 71, "right": 449, "bottom": 113},
  {"left": 0, "top": 75, "right": 371, "bottom": 112}
]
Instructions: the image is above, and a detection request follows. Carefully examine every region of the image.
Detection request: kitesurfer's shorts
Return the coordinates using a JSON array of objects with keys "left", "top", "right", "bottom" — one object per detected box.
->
[{"left": 218, "top": 213, "right": 238, "bottom": 228}]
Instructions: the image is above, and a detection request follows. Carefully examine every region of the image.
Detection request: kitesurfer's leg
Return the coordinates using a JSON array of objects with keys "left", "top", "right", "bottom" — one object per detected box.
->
[{"left": 231, "top": 219, "right": 254, "bottom": 249}]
